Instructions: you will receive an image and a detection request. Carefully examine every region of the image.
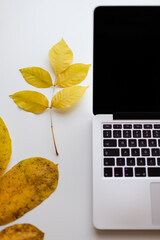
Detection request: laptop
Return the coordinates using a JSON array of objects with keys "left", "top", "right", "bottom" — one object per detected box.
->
[{"left": 93, "top": 6, "right": 160, "bottom": 230}]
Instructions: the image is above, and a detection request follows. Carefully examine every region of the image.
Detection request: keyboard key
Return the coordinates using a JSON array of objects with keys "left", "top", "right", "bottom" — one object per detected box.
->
[
  {"left": 127, "top": 158, "right": 135, "bottom": 166},
  {"left": 142, "top": 148, "right": 150, "bottom": 156},
  {"left": 138, "top": 139, "right": 147, "bottom": 147},
  {"left": 103, "top": 124, "right": 112, "bottom": 129},
  {"left": 137, "top": 158, "right": 145, "bottom": 166},
  {"left": 121, "top": 148, "right": 130, "bottom": 156},
  {"left": 103, "top": 139, "right": 117, "bottom": 147},
  {"left": 123, "top": 124, "right": 132, "bottom": 129},
  {"left": 148, "top": 168, "right": 160, "bottom": 177},
  {"left": 118, "top": 139, "right": 127, "bottom": 147},
  {"left": 134, "top": 124, "right": 142, "bottom": 129},
  {"left": 157, "top": 158, "right": 160, "bottom": 165},
  {"left": 114, "top": 168, "right": 123, "bottom": 177},
  {"left": 103, "top": 130, "right": 112, "bottom": 138},
  {"left": 117, "top": 158, "right": 125, "bottom": 166},
  {"left": 131, "top": 148, "right": 140, "bottom": 156},
  {"left": 144, "top": 124, "right": 152, "bottom": 129},
  {"left": 143, "top": 130, "right": 151, "bottom": 138},
  {"left": 125, "top": 168, "right": 133, "bottom": 177},
  {"left": 147, "top": 158, "right": 156, "bottom": 166},
  {"left": 123, "top": 130, "right": 131, "bottom": 138},
  {"left": 148, "top": 139, "right": 157, "bottom": 147},
  {"left": 152, "top": 148, "right": 160, "bottom": 156},
  {"left": 104, "top": 149, "right": 119, "bottom": 156},
  {"left": 154, "top": 124, "right": 160, "bottom": 129},
  {"left": 153, "top": 130, "right": 160, "bottom": 138},
  {"left": 135, "top": 168, "right": 146, "bottom": 177},
  {"left": 133, "top": 130, "right": 141, "bottom": 138},
  {"left": 104, "top": 168, "right": 112, "bottom": 177},
  {"left": 113, "top": 130, "right": 121, "bottom": 138},
  {"left": 104, "top": 158, "right": 115, "bottom": 166},
  {"left": 128, "top": 139, "right": 137, "bottom": 147},
  {"left": 113, "top": 124, "right": 122, "bottom": 129}
]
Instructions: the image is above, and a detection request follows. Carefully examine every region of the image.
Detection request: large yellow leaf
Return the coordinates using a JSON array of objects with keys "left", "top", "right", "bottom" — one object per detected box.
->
[
  {"left": 48, "top": 38, "right": 73, "bottom": 76},
  {"left": 19, "top": 67, "right": 53, "bottom": 88},
  {"left": 51, "top": 86, "right": 88, "bottom": 109},
  {"left": 9, "top": 91, "right": 49, "bottom": 114},
  {"left": 56, "top": 63, "right": 91, "bottom": 88},
  {"left": 0, "top": 157, "right": 59, "bottom": 226},
  {"left": 0, "top": 118, "right": 12, "bottom": 177},
  {"left": 0, "top": 224, "right": 44, "bottom": 240}
]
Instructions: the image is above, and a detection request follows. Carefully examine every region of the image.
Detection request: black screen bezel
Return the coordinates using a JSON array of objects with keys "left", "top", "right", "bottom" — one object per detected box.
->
[{"left": 93, "top": 6, "right": 160, "bottom": 119}]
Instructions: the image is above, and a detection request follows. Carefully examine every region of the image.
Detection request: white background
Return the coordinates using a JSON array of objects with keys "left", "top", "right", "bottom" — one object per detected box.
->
[{"left": 1, "top": 0, "right": 160, "bottom": 239}]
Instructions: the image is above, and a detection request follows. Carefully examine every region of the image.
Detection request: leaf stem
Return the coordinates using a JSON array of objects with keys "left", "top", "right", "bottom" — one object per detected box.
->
[
  {"left": 50, "top": 80, "right": 59, "bottom": 156},
  {"left": 50, "top": 106, "right": 59, "bottom": 156}
]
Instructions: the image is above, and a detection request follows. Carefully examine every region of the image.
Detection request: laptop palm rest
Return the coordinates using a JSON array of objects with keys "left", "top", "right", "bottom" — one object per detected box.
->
[
  {"left": 94, "top": 179, "right": 151, "bottom": 229},
  {"left": 151, "top": 183, "right": 160, "bottom": 225}
]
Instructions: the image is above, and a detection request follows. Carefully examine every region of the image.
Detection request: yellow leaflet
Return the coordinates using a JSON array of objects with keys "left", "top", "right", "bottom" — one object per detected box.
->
[
  {"left": 51, "top": 86, "right": 88, "bottom": 109},
  {"left": 0, "top": 224, "right": 44, "bottom": 240},
  {"left": 48, "top": 38, "right": 73, "bottom": 76},
  {"left": 9, "top": 91, "right": 49, "bottom": 114},
  {"left": 19, "top": 67, "right": 53, "bottom": 88},
  {"left": 0, "top": 157, "right": 59, "bottom": 226},
  {"left": 56, "top": 63, "right": 91, "bottom": 88},
  {"left": 0, "top": 118, "right": 11, "bottom": 177}
]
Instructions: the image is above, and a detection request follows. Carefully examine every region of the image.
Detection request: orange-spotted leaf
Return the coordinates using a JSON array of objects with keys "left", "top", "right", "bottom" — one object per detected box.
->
[
  {"left": 0, "top": 224, "right": 44, "bottom": 240},
  {"left": 0, "top": 117, "right": 12, "bottom": 177},
  {"left": 0, "top": 157, "right": 59, "bottom": 226}
]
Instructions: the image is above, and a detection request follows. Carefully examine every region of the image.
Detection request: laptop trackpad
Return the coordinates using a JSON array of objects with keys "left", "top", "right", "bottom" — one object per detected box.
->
[{"left": 151, "top": 183, "right": 160, "bottom": 225}]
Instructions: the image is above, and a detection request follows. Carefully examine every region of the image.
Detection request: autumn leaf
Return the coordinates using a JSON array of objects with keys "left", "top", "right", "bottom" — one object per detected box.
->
[
  {"left": 19, "top": 67, "right": 53, "bottom": 88},
  {"left": 0, "top": 117, "right": 12, "bottom": 177},
  {"left": 56, "top": 63, "right": 91, "bottom": 88},
  {"left": 9, "top": 91, "right": 49, "bottom": 114},
  {"left": 0, "top": 224, "right": 44, "bottom": 240},
  {"left": 48, "top": 38, "right": 73, "bottom": 76},
  {"left": 51, "top": 86, "right": 88, "bottom": 109},
  {"left": 9, "top": 39, "right": 90, "bottom": 156},
  {"left": 0, "top": 157, "right": 59, "bottom": 226}
]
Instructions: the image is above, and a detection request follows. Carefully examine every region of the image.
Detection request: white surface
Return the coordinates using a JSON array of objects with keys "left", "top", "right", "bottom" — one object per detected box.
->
[{"left": 0, "top": 0, "right": 160, "bottom": 239}]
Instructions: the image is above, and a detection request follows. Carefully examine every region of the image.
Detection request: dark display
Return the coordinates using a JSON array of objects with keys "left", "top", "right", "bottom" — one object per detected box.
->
[{"left": 93, "top": 6, "right": 160, "bottom": 119}]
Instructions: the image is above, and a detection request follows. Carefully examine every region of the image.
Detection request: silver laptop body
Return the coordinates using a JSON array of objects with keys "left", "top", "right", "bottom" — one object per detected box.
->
[{"left": 92, "top": 6, "right": 160, "bottom": 230}]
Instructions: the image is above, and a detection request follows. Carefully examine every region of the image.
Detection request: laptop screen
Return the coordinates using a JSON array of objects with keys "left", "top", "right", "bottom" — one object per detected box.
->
[{"left": 93, "top": 6, "right": 160, "bottom": 119}]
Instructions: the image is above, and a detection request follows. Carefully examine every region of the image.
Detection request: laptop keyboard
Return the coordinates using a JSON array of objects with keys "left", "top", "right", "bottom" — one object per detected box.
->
[{"left": 103, "top": 123, "right": 160, "bottom": 178}]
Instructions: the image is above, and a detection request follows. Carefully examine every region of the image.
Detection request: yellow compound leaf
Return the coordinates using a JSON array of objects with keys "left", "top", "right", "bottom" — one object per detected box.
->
[
  {"left": 0, "top": 157, "right": 59, "bottom": 226},
  {"left": 9, "top": 91, "right": 49, "bottom": 114},
  {"left": 0, "top": 224, "right": 44, "bottom": 240},
  {"left": 56, "top": 63, "right": 91, "bottom": 88},
  {"left": 19, "top": 67, "right": 53, "bottom": 88},
  {"left": 51, "top": 86, "right": 88, "bottom": 109},
  {"left": 0, "top": 117, "right": 11, "bottom": 177},
  {"left": 48, "top": 38, "right": 73, "bottom": 76}
]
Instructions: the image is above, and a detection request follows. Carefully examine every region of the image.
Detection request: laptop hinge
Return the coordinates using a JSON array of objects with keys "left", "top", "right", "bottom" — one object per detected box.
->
[{"left": 113, "top": 112, "right": 160, "bottom": 120}]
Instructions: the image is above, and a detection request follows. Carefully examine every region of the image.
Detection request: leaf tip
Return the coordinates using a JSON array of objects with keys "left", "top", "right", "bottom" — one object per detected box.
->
[
  {"left": 61, "top": 37, "right": 66, "bottom": 44},
  {"left": 19, "top": 68, "right": 24, "bottom": 74}
]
